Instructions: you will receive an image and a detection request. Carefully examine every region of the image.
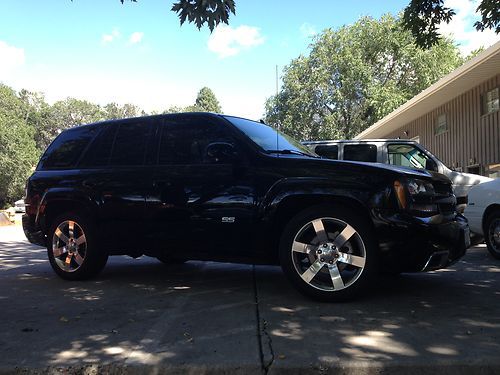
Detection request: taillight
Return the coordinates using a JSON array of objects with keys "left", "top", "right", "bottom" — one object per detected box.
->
[{"left": 24, "top": 180, "right": 41, "bottom": 216}]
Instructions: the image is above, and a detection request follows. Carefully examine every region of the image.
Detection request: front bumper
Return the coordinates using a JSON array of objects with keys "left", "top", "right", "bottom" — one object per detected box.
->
[
  {"left": 22, "top": 214, "right": 46, "bottom": 247},
  {"left": 374, "top": 211, "right": 470, "bottom": 273}
]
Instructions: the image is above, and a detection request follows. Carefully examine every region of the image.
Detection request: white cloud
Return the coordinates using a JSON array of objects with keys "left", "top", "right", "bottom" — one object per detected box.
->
[
  {"left": 101, "top": 29, "right": 120, "bottom": 44},
  {"left": 129, "top": 32, "right": 144, "bottom": 44},
  {"left": 300, "top": 22, "right": 317, "bottom": 38},
  {"left": 439, "top": 0, "right": 500, "bottom": 55},
  {"left": 208, "top": 25, "right": 265, "bottom": 58},
  {"left": 0, "top": 40, "right": 25, "bottom": 80}
]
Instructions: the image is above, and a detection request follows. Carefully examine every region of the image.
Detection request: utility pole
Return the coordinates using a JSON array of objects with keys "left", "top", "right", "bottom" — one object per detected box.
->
[{"left": 275, "top": 65, "right": 279, "bottom": 96}]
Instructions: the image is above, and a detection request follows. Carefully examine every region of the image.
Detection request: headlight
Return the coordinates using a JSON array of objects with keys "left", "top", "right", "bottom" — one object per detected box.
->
[
  {"left": 394, "top": 179, "right": 439, "bottom": 216},
  {"left": 407, "top": 179, "right": 435, "bottom": 196}
]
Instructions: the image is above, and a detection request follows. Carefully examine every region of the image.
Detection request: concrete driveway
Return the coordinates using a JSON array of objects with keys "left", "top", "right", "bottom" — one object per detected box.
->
[{"left": 0, "top": 224, "right": 499, "bottom": 374}]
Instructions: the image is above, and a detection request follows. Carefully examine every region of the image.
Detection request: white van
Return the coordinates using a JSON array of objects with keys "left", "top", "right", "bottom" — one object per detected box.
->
[{"left": 303, "top": 139, "right": 492, "bottom": 211}]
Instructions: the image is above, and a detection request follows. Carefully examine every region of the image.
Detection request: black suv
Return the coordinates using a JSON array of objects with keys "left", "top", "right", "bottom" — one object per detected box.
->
[{"left": 23, "top": 113, "right": 470, "bottom": 301}]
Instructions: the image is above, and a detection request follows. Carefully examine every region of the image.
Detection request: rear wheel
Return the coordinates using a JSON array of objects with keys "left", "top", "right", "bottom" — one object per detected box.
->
[
  {"left": 485, "top": 209, "right": 500, "bottom": 260},
  {"left": 279, "top": 205, "right": 377, "bottom": 302},
  {"left": 47, "top": 212, "right": 108, "bottom": 280}
]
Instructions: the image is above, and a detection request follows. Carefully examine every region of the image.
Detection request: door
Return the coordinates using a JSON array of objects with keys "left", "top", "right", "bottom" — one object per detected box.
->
[
  {"left": 144, "top": 115, "right": 257, "bottom": 260},
  {"left": 79, "top": 119, "right": 153, "bottom": 252}
]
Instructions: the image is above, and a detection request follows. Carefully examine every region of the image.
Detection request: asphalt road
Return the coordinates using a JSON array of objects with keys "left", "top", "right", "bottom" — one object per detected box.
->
[{"left": 1, "top": 224, "right": 499, "bottom": 374}]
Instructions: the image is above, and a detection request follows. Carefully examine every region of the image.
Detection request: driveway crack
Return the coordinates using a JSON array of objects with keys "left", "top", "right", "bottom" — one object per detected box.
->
[{"left": 252, "top": 265, "right": 275, "bottom": 374}]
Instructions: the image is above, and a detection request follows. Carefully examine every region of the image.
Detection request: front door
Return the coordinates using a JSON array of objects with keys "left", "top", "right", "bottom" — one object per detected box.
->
[{"left": 144, "top": 115, "right": 257, "bottom": 260}]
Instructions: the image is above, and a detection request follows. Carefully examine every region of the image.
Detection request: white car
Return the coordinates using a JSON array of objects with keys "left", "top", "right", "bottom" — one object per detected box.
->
[
  {"left": 464, "top": 179, "right": 500, "bottom": 259},
  {"left": 14, "top": 199, "right": 25, "bottom": 213}
]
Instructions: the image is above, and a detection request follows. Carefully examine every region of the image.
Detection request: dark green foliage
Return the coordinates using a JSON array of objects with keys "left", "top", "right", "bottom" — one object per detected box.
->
[
  {"left": 474, "top": 0, "right": 500, "bottom": 33},
  {"left": 403, "top": 0, "right": 499, "bottom": 48},
  {"left": 172, "top": 0, "right": 236, "bottom": 31}
]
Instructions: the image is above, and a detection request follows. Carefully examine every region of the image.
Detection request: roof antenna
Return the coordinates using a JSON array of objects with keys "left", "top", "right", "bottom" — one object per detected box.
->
[{"left": 275, "top": 64, "right": 279, "bottom": 155}]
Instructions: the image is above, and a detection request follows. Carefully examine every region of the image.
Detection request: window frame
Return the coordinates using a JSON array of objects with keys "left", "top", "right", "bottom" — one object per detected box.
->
[
  {"left": 435, "top": 113, "right": 447, "bottom": 136},
  {"left": 482, "top": 87, "right": 499, "bottom": 116}
]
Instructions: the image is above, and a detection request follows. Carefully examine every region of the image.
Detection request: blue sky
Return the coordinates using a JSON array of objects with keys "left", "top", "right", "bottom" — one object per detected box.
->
[{"left": 0, "top": 0, "right": 498, "bottom": 119}]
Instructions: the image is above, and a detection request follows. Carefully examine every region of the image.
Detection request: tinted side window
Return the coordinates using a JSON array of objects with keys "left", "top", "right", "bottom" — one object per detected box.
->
[
  {"left": 158, "top": 119, "right": 232, "bottom": 164},
  {"left": 79, "top": 124, "right": 117, "bottom": 167},
  {"left": 343, "top": 144, "right": 377, "bottom": 162},
  {"left": 38, "top": 126, "right": 98, "bottom": 170},
  {"left": 314, "top": 145, "right": 338, "bottom": 159},
  {"left": 110, "top": 121, "right": 151, "bottom": 166}
]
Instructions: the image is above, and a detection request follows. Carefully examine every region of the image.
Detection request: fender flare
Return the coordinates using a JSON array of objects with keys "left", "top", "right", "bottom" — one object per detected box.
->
[{"left": 37, "top": 188, "right": 99, "bottom": 232}]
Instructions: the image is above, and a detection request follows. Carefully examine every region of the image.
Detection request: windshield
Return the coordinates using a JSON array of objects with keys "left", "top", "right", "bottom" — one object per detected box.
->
[{"left": 224, "top": 116, "right": 317, "bottom": 157}]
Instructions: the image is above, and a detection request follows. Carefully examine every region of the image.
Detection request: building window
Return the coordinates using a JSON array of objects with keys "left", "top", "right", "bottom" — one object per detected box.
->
[
  {"left": 482, "top": 87, "right": 499, "bottom": 115},
  {"left": 435, "top": 113, "right": 447, "bottom": 135}
]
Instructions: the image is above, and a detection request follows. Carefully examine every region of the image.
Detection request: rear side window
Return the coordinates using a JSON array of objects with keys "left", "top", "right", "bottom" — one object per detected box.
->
[
  {"left": 109, "top": 121, "right": 151, "bottom": 166},
  {"left": 343, "top": 144, "right": 377, "bottom": 162},
  {"left": 38, "top": 126, "right": 98, "bottom": 170},
  {"left": 314, "top": 145, "right": 338, "bottom": 159},
  {"left": 79, "top": 124, "right": 118, "bottom": 167}
]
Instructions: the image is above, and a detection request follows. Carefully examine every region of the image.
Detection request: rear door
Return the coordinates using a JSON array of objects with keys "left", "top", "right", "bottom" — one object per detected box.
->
[{"left": 79, "top": 119, "right": 153, "bottom": 252}]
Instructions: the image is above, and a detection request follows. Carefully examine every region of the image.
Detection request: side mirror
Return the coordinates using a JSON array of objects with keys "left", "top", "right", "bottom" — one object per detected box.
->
[
  {"left": 205, "top": 142, "right": 237, "bottom": 163},
  {"left": 425, "top": 158, "right": 438, "bottom": 172}
]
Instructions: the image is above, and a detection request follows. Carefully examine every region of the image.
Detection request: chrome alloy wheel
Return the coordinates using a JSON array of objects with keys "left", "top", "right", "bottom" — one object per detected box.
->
[
  {"left": 489, "top": 218, "right": 500, "bottom": 253},
  {"left": 291, "top": 217, "right": 366, "bottom": 292},
  {"left": 51, "top": 220, "right": 87, "bottom": 272}
]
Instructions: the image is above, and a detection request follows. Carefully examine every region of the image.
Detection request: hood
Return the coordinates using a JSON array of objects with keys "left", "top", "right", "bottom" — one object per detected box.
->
[
  {"left": 446, "top": 170, "right": 493, "bottom": 197},
  {"left": 274, "top": 154, "right": 447, "bottom": 181}
]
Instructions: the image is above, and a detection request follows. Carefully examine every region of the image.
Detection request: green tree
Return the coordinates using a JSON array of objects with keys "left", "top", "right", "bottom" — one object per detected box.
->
[
  {"left": 18, "top": 90, "right": 56, "bottom": 152},
  {"left": 162, "top": 87, "right": 222, "bottom": 113},
  {"left": 265, "top": 15, "right": 464, "bottom": 141},
  {"left": 403, "top": 0, "right": 499, "bottom": 48},
  {"left": 49, "top": 98, "right": 105, "bottom": 131},
  {"left": 103, "top": 102, "right": 146, "bottom": 120},
  {"left": 0, "top": 85, "right": 39, "bottom": 207},
  {"left": 195, "top": 87, "right": 222, "bottom": 112}
]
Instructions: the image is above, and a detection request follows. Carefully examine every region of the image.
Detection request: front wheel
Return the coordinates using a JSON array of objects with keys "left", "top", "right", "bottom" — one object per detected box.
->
[
  {"left": 485, "top": 209, "right": 500, "bottom": 259},
  {"left": 47, "top": 212, "right": 108, "bottom": 280},
  {"left": 279, "top": 205, "right": 377, "bottom": 302}
]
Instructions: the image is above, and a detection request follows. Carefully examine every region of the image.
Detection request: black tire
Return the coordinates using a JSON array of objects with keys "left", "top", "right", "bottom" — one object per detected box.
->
[
  {"left": 484, "top": 209, "right": 500, "bottom": 260},
  {"left": 279, "top": 205, "right": 378, "bottom": 302},
  {"left": 47, "top": 212, "right": 108, "bottom": 280},
  {"left": 156, "top": 254, "right": 187, "bottom": 265}
]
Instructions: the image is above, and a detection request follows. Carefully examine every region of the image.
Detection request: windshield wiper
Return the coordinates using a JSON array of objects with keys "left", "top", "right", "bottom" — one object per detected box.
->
[{"left": 267, "top": 149, "right": 319, "bottom": 158}]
